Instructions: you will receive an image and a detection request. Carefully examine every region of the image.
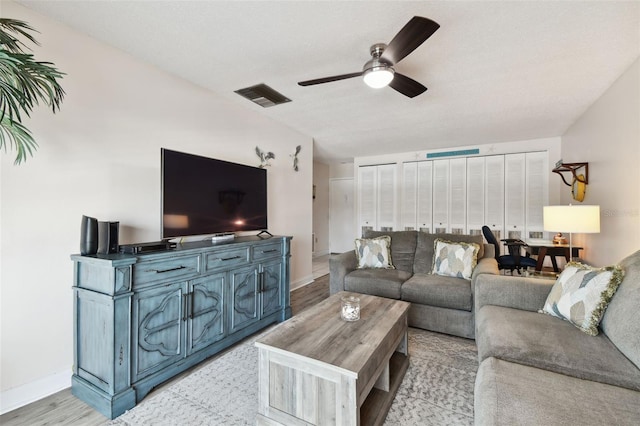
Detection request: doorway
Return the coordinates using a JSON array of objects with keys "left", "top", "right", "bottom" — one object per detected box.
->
[{"left": 329, "top": 178, "right": 355, "bottom": 254}]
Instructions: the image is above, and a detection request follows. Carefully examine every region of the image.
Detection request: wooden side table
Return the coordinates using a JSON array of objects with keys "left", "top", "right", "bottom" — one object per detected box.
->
[{"left": 525, "top": 242, "right": 583, "bottom": 272}]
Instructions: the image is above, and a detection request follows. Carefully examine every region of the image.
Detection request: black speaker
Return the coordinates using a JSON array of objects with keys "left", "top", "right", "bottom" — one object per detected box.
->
[
  {"left": 97, "top": 221, "right": 120, "bottom": 254},
  {"left": 80, "top": 215, "right": 98, "bottom": 255}
]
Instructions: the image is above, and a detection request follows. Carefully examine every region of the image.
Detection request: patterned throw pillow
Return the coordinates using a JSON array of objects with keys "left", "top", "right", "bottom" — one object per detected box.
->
[
  {"left": 354, "top": 236, "right": 395, "bottom": 269},
  {"left": 540, "top": 262, "right": 624, "bottom": 336},
  {"left": 431, "top": 238, "right": 480, "bottom": 280}
]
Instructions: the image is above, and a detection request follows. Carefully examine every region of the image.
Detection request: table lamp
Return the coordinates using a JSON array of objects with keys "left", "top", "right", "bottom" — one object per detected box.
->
[{"left": 543, "top": 205, "right": 600, "bottom": 262}]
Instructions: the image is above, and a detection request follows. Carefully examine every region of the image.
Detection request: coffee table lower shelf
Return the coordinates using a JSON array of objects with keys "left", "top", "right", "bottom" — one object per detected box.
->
[{"left": 360, "top": 351, "right": 409, "bottom": 425}]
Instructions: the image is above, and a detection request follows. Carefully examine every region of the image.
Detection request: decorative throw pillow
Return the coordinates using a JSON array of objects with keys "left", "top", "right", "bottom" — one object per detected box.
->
[
  {"left": 354, "top": 236, "right": 395, "bottom": 269},
  {"left": 431, "top": 238, "right": 480, "bottom": 280},
  {"left": 540, "top": 262, "right": 624, "bottom": 336}
]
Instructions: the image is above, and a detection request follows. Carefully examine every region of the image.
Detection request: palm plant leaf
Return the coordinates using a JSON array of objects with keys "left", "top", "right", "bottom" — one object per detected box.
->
[
  {"left": 0, "top": 114, "right": 37, "bottom": 165},
  {"left": 0, "top": 18, "right": 65, "bottom": 164}
]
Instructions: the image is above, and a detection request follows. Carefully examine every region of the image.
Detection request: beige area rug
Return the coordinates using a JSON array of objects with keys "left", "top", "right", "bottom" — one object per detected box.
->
[{"left": 109, "top": 328, "right": 477, "bottom": 425}]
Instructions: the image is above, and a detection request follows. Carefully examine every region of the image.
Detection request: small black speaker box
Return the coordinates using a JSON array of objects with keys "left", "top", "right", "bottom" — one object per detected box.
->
[
  {"left": 98, "top": 221, "right": 120, "bottom": 254},
  {"left": 80, "top": 215, "right": 98, "bottom": 255}
]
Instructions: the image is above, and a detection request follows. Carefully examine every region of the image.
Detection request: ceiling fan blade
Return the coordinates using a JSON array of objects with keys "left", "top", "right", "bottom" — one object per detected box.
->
[
  {"left": 298, "top": 72, "right": 363, "bottom": 86},
  {"left": 389, "top": 73, "right": 427, "bottom": 98},
  {"left": 381, "top": 16, "right": 440, "bottom": 65}
]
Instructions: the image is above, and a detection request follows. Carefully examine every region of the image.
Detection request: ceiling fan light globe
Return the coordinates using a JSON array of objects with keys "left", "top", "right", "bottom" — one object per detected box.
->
[{"left": 363, "top": 68, "right": 395, "bottom": 88}]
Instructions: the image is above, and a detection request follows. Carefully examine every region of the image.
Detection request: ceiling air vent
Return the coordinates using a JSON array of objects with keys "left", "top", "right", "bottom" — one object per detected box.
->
[{"left": 234, "top": 84, "right": 291, "bottom": 108}]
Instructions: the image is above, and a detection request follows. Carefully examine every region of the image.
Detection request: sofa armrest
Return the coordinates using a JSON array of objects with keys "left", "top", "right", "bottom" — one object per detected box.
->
[
  {"left": 329, "top": 251, "right": 358, "bottom": 294},
  {"left": 474, "top": 274, "right": 555, "bottom": 313},
  {"left": 472, "top": 257, "right": 499, "bottom": 281}
]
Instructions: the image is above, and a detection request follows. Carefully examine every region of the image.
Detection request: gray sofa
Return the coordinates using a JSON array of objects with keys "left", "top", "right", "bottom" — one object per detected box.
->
[
  {"left": 474, "top": 249, "right": 640, "bottom": 425},
  {"left": 330, "top": 230, "right": 499, "bottom": 339}
]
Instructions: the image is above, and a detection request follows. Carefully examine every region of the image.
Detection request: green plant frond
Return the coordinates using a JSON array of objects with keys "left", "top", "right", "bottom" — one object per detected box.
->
[
  {"left": 0, "top": 49, "right": 65, "bottom": 117},
  {"left": 0, "top": 18, "right": 39, "bottom": 53},
  {"left": 0, "top": 17, "right": 65, "bottom": 164},
  {"left": 0, "top": 114, "right": 37, "bottom": 164}
]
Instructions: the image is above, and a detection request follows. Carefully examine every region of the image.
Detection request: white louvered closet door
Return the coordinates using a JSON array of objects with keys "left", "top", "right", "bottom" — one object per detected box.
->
[
  {"left": 401, "top": 162, "right": 418, "bottom": 231},
  {"left": 449, "top": 158, "right": 467, "bottom": 234},
  {"left": 376, "top": 164, "right": 397, "bottom": 232},
  {"left": 416, "top": 161, "right": 433, "bottom": 233},
  {"left": 525, "top": 152, "right": 548, "bottom": 239},
  {"left": 357, "top": 166, "right": 377, "bottom": 236},
  {"left": 485, "top": 155, "right": 505, "bottom": 244},
  {"left": 432, "top": 160, "right": 450, "bottom": 234},
  {"left": 466, "top": 157, "right": 485, "bottom": 236},
  {"left": 504, "top": 153, "right": 526, "bottom": 240}
]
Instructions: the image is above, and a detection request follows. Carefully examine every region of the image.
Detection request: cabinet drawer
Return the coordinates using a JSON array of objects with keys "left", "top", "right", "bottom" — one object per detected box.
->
[
  {"left": 133, "top": 255, "right": 200, "bottom": 285},
  {"left": 205, "top": 247, "right": 249, "bottom": 271},
  {"left": 252, "top": 243, "right": 282, "bottom": 261}
]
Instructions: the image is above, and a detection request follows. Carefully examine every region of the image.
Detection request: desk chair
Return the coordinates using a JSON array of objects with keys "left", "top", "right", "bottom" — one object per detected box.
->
[{"left": 481, "top": 226, "right": 537, "bottom": 275}]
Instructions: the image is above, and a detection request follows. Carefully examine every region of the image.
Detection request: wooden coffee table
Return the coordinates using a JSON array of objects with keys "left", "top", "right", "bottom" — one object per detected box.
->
[{"left": 255, "top": 292, "right": 410, "bottom": 426}]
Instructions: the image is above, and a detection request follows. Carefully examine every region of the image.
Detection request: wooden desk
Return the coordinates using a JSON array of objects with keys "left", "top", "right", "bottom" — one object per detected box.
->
[{"left": 525, "top": 241, "right": 583, "bottom": 272}]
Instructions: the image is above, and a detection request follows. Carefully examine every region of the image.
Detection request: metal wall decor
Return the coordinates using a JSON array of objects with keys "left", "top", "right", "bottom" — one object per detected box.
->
[{"left": 255, "top": 146, "right": 275, "bottom": 168}]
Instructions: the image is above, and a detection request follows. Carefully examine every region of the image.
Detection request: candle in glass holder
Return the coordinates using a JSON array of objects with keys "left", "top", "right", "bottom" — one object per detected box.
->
[{"left": 341, "top": 296, "right": 360, "bottom": 321}]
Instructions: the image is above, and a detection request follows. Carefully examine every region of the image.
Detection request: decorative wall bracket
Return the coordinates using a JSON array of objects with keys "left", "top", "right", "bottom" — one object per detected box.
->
[
  {"left": 553, "top": 161, "right": 589, "bottom": 202},
  {"left": 552, "top": 162, "right": 589, "bottom": 186}
]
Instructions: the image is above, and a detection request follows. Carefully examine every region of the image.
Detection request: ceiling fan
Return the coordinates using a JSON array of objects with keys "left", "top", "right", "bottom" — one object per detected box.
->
[{"left": 298, "top": 16, "right": 440, "bottom": 98}]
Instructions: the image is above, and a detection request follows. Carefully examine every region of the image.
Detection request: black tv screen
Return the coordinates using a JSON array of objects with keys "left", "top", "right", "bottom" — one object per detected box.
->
[{"left": 161, "top": 149, "right": 267, "bottom": 238}]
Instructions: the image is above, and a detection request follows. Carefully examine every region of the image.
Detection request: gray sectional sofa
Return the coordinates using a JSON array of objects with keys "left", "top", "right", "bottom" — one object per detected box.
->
[
  {"left": 329, "top": 230, "right": 499, "bottom": 339},
  {"left": 331, "top": 230, "right": 640, "bottom": 423},
  {"left": 473, "top": 249, "right": 640, "bottom": 425}
]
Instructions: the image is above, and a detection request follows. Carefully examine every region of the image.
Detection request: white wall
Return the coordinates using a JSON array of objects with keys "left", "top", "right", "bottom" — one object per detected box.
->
[
  {"left": 0, "top": 1, "right": 312, "bottom": 412},
  {"left": 330, "top": 162, "right": 355, "bottom": 179},
  {"left": 312, "top": 161, "right": 330, "bottom": 256},
  {"left": 561, "top": 58, "right": 640, "bottom": 265}
]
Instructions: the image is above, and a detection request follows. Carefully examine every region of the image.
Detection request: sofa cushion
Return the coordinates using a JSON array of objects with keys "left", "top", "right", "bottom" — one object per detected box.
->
[
  {"left": 476, "top": 304, "right": 640, "bottom": 391},
  {"left": 541, "top": 261, "right": 624, "bottom": 336},
  {"left": 363, "top": 230, "right": 417, "bottom": 274},
  {"left": 414, "top": 232, "right": 484, "bottom": 274},
  {"left": 475, "top": 357, "right": 640, "bottom": 426},
  {"left": 344, "top": 269, "right": 412, "bottom": 300},
  {"left": 431, "top": 238, "right": 479, "bottom": 280},
  {"left": 402, "top": 273, "right": 473, "bottom": 311},
  {"left": 601, "top": 249, "right": 640, "bottom": 370},
  {"left": 354, "top": 235, "right": 394, "bottom": 269}
]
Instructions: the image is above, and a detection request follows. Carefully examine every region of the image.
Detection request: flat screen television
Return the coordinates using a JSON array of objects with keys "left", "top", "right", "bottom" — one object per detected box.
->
[{"left": 161, "top": 148, "right": 267, "bottom": 239}]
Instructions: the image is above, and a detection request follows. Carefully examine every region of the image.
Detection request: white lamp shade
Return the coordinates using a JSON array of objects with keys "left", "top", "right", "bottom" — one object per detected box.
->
[{"left": 543, "top": 205, "right": 601, "bottom": 233}]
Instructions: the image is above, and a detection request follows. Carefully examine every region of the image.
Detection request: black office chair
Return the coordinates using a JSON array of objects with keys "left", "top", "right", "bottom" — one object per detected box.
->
[{"left": 481, "top": 226, "right": 537, "bottom": 275}]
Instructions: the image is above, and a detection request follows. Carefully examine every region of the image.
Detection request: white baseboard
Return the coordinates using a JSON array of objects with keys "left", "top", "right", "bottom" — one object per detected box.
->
[
  {"left": 312, "top": 250, "right": 330, "bottom": 258},
  {"left": 0, "top": 369, "right": 71, "bottom": 415},
  {"left": 290, "top": 274, "right": 314, "bottom": 291}
]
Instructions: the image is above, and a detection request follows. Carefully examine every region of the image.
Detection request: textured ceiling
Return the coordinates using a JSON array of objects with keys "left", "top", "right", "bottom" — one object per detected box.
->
[{"left": 16, "top": 1, "right": 640, "bottom": 163}]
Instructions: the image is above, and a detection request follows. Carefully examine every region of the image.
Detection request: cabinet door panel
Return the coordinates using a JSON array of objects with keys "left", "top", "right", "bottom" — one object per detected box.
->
[
  {"left": 261, "top": 259, "right": 283, "bottom": 317},
  {"left": 416, "top": 161, "right": 433, "bottom": 233},
  {"left": 133, "top": 283, "right": 185, "bottom": 381},
  {"left": 485, "top": 155, "right": 505, "bottom": 245},
  {"left": 376, "top": 164, "right": 397, "bottom": 231},
  {"left": 504, "top": 153, "right": 526, "bottom": 239},
  {"left": 229, "top": 266, "right": 259, "bottom": 333},
  {"left": 358, "top": 166, "right": 377, "bottom": 235},
  {"left": 466, "top": 157, "right": 485, "bottom": 235},
  {"left": 449, "top": 158, "right": 467, "bottom": 234},
  {"left": 188, "top": 274, "right": 225, "bottom": 355},
  {"left": 525, "top": 152, "right": 548, "bottom": 239},
  {"left": 401, "top": 162, "right": 417, "bottom": 230},
  {"left": 432, "top": 160, "right": 449, "bottom": 233}
]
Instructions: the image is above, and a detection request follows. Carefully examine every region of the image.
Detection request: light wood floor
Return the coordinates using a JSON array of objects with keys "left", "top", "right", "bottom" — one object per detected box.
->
[{"left": 1, "top": 274, "right": 330, "bottom": 426}]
